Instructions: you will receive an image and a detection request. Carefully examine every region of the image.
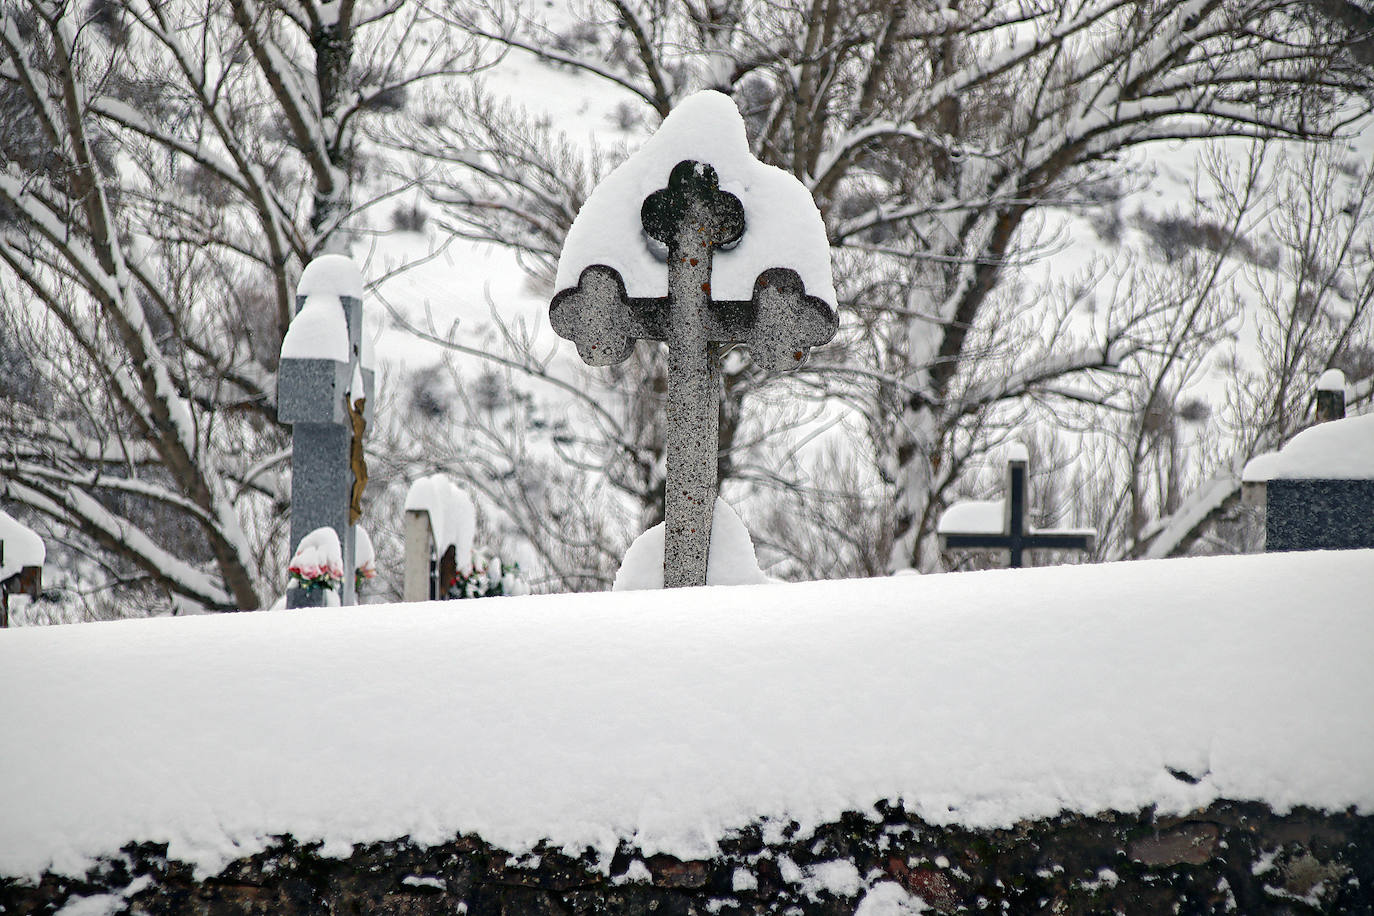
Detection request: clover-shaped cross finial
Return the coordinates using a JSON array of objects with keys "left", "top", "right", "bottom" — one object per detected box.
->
[
  {"left": 641, "top": 160, "right": 745, "bottom": 253},
  {"left": 745, "top": 268, "right": 838, "bottom": 372},
  {"left": 549, "top": 265, "right": 638, "bottom": 367}
]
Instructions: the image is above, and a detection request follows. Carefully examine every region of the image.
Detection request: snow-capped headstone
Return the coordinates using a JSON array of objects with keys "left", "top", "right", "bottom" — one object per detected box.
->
[
  {"left": 937, "top": 442, "right": 1096, "bottom": 568},
  {"left": 278, "top": 255, "right": 374, "bottom": 607},
  {"left": 551, "top": 91, "right": 838, "bottom": 588},
  {"left": 0, "top": 507, "right": 44, "bottom": 627},
  {"left": 1242, "top": 381, "right": 1374, "bottom": 551},
  {"left": 402, "top": 476, "right": 477, "bottom": 601}
]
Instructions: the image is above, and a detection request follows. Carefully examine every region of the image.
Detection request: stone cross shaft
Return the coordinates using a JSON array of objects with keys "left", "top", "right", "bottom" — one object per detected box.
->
[
  {"left": 940, "top": 453, "right": 1095, "bottom": 568},
  {"left": 551, "top": 160, "right": 837, "bottom": 587}
]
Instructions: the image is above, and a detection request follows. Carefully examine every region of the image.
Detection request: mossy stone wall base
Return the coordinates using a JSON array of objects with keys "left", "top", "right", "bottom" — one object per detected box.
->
[{"left": 4, "top": 801, "right": 1371, "bottom": 915}]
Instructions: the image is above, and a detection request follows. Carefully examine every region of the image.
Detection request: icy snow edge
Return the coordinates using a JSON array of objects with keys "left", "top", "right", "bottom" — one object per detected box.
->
[{"left": 1, "top": 549, "right": 1371, "bottom": 881}]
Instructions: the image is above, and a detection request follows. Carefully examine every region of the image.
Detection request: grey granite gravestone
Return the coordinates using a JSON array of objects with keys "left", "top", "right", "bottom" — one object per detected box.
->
[
  {"left": 551, "top": 160, "right": 837, "bottom": 588},
  {"left": 1244, "top": 371, "right": 1374, "bottom": 552},
  {"left": 278, "top": 266, "right": 375, "bottom": 608},
  {"left": 937, "top": 444, "right": 1096, "bottom": 568}
]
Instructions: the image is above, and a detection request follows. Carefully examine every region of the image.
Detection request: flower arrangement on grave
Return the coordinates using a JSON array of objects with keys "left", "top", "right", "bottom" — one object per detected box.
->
[
  {"left": 354, "top": 525, "right": 376, "bottom": 594},
  {"left": 287, "top": 527, "right": 345, "bottom": 594},
  {"left": 289, "top": 557, "right": 344, "bottom": 593},
  {"left": 445, "top": 549, "right": 522, "bottom": 599},
  {"left": 355, "top": 559, "right": 376, "bottom": 592}
]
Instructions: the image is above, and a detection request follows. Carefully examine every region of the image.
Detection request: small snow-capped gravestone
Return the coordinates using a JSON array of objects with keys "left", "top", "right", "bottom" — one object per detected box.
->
[
  {"left": 0, "top": 507, "right": 43, "bottom": 627},
  {"left": 1243, "top": 371, "right": 1374, "bottom": 552},
  {"left": 551, "top": 91, "right": 838, "bottom": 588},
  {"left": 937, "top": 443, "right": 1096, "bottom": 568},
  {"left": 402, "top": 475, "right": 476, "bottom": 601},
  {"left": 278, "top": 255, "right": 375, "bottom": 607}
]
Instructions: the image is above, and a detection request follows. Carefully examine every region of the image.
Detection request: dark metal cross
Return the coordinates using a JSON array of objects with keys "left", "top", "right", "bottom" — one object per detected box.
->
[
  {"left": 939, "top": 451, "right": 1096, "bottom": 568},
  {"left": 551, "top": 159, "right": 837, "bottom": 588}
]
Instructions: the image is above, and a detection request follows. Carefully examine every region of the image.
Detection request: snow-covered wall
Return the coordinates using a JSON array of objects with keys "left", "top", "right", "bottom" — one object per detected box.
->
[{"left": 1, "top": 549, "right": 1370, "bottom": 893}]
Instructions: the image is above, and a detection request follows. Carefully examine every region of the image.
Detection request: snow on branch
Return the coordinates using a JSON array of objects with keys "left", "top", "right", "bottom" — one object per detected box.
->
[
  {"left": 3, "top": 479, "right": 234, "bottom": 609},
  {"left": 950, "top": 341, "right": 1140, "bottom": 418},
  {"left": 1136, "top": 472, "right": 1242, "bottom": 560}
]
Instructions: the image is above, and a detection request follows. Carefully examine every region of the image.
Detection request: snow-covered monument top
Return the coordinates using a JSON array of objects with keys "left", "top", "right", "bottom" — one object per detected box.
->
[
  {"left": 550, "top": 91, "right": 838, "bottom": 588},
  {"left": 555, "top": 91, "right": 836, "bottom": 307}
]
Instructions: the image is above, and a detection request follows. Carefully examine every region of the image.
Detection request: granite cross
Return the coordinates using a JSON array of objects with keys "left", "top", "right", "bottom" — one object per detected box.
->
[
  {"left": 938, "top": 447, "right": 1096, "bottom": 568},
  {"left": 551, "top": 160, "right": 837, "bottom": 587},
  {"left": 278, "top": 257, "right": 374, "bottom": 607}
]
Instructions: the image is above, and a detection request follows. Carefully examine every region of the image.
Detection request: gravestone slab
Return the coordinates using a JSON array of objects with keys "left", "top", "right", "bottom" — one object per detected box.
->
[
  {"left": 1265, "top": 479, "right": 1374, "bottom": 551},
  {"left": 1243, "top": 404, "right": 1374, "bottom": 553}
]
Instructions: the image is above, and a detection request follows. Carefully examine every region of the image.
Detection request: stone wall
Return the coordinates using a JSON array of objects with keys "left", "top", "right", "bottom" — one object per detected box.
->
[{"left": 5, "top": 801, "right": 1371, "bottom": 914}]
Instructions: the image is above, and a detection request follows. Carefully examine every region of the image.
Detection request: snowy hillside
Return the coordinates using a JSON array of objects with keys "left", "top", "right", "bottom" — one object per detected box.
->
[{"left": 2, "top": 549, "right": 1370, "bottom": 882}]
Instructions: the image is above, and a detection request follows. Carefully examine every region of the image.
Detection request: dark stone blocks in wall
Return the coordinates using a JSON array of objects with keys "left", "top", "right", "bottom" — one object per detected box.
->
[{"left": 5, "top": 802, "right": 1372, "bottom": 915}]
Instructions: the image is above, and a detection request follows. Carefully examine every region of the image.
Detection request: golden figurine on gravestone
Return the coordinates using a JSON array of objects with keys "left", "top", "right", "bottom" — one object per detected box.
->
[{"left": 348, "top": 393, "right": 368, "bottom": 526}]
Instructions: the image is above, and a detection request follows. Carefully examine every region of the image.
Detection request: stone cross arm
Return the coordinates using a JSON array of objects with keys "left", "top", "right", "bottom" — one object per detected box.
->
[
  {"left": 549, "top": 161, "right": 838, "bottom": 372},
  {"left": 551, "top": 265, "right": 836, "bottom": 371}
]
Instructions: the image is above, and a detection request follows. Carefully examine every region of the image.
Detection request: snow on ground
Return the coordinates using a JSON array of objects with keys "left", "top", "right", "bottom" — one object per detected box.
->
[
  {"left": 612, "top": 498, "right": 768, "bottom": 589},
  {"left": 2, "top": 549, "right": 1371, "bottom": 881},
  {"left": 1242, "top": 412, "right": 1374, "bottom": 481}
]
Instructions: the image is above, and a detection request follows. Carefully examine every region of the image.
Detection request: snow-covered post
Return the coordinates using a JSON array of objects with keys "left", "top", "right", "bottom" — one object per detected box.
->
[
  {"left": 1316, "top": 369, "right": 1347, "bottom": 424},
  {"left": 279, "top": 256, "right": 374, "bottom": 608},
  {"left": 402, "top": 476, "right": 476, "bottom": 601},
  {"left": 0, "top": 507, "right": 44, "bottom": 627},
  {"left": 550, "top": 91, "right": 838, "bottom": 588}
]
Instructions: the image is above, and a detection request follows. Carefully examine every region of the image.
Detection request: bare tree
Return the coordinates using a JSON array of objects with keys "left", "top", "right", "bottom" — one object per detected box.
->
[
  {"left": 1111, "top": 138, "right": 1374, "bottom": 560},
  {"left": 0, "top": 0, "right": 478, "bottom": 614},
  {"left": 391, "top": 0, "right": 1369, "bottom": 585}
]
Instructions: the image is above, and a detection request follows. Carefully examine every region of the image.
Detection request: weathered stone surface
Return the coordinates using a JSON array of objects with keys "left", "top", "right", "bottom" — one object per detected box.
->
[
  {"left": 5, "top": 802, "right": 1372, "bottom": 915},
  {"left": 1266, "top": 478, "right": 1374, "bottom": 551},
  {"left": 1128, "top": 821, "right": 1220, "bottom": 866}
]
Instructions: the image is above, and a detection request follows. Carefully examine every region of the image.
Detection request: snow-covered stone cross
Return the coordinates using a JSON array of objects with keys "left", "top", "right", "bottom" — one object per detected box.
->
[
  {"left": 937, "top": 444, "right": 1096, "bottom": 568},
  {"left": 278, "top": 255, "right": 374, "bottom": 608},
  {"left": 550, "top": 91, "right": 838, "bottom": 588}
]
